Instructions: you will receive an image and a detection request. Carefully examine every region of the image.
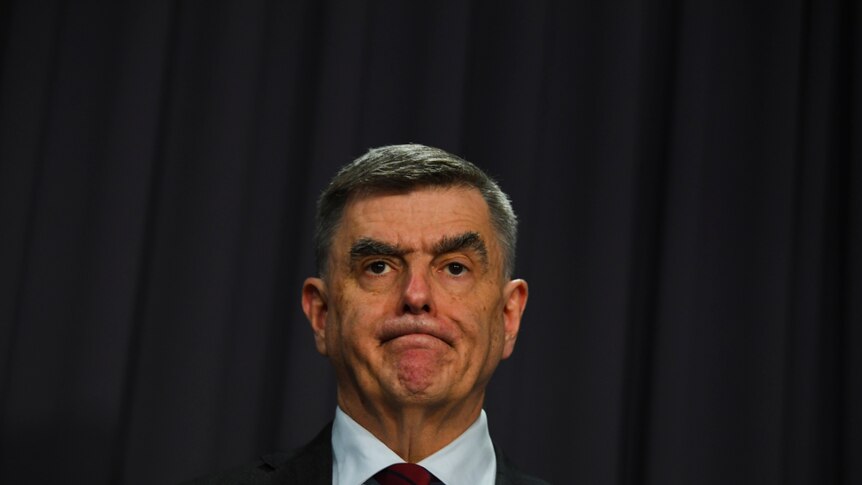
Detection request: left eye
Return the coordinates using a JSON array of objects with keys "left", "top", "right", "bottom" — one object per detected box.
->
[{"left": 445, "top": 262, "right": 467, "bottom": 276}]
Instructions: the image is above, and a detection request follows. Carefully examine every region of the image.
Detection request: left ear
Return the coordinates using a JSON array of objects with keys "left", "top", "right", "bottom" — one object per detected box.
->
[{"left": 501, "top": 278, "right": 528, "bottom": 359}]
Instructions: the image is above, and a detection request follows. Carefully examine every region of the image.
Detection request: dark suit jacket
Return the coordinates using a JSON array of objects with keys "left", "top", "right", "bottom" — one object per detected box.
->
[{"left": 183, "top": 423, "right": 550, "bottom": 484}]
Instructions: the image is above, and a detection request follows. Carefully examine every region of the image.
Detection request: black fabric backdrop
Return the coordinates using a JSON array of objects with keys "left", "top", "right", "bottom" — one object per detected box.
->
[{"left": 0, "top": 1, "right": 860, "bottom": 484}]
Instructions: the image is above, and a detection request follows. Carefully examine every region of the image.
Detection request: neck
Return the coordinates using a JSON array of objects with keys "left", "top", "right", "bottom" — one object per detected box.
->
[{"left": 337, "top": 393, "right": 484, "bottom": 462}]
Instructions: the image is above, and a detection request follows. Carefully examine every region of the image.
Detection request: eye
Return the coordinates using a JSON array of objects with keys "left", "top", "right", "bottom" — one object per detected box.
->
[
  {"left": 366, "top": 261, "right": 392, "bottom": 275},
  {"left": 444, "top": 262, "right": 468, "bottom": 276}
]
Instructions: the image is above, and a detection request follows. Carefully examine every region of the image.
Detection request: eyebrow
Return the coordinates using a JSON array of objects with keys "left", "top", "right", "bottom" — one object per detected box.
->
[
  {"left": 433, "top": 231, "right": 488, "bottom": 266},
  {"left": 349, "top": 238, "right": 406, "bottom": 262},
  {"left": 348, "top": 231, "right": 489, "bottom": 266}
]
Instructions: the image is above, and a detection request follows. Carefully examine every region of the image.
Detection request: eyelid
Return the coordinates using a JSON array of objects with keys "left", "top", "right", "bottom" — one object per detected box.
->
[
  {"left": 439, "top": 258, "right": 471, "bottom": 277},
  {"left": 362, "top": 258, "right": 398, "bottom": 275},
  {"left": 437, "top": 252, "right": 472, "bottom": 265}
]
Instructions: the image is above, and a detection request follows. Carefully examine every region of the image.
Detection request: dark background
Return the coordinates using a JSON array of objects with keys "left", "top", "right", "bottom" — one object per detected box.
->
[{"left": 1, "top": 1, "right": 859, "bottom": 484}]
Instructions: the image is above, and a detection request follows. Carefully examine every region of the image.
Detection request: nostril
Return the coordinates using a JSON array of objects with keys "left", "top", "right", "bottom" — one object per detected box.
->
[{"left": 402, "top": 303, "right": 432, "bottom": 314}]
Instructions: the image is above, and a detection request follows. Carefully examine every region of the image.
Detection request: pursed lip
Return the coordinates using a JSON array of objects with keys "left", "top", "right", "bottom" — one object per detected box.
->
[{"left": 377, "top": 319, "right": 457, "bottom": 347}]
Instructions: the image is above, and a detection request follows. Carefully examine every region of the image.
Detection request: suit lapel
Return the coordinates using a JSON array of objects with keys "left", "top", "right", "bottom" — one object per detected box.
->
[{"left": 494, "top": 442, "right": 516, "bottom": 485}]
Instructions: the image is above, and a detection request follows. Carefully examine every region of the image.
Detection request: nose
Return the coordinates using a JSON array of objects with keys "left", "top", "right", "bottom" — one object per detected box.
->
[{"left": 400, "top": 267, "right": 433, "bottom": 315}]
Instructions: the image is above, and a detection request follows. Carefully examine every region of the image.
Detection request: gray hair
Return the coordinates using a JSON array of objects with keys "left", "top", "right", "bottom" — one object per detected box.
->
[{"left": 314, "top": 144, "right": 518, "bottom": 278}]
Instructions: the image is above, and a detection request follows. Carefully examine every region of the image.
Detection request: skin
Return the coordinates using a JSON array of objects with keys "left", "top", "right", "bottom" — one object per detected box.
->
[{"left": 302, "top": 186, "right": 528, "bottom": 462}]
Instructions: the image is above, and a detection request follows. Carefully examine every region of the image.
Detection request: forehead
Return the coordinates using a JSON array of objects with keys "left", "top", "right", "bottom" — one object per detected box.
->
[{"left": 336, "top": 186, "right": 493, "bottom": 247}]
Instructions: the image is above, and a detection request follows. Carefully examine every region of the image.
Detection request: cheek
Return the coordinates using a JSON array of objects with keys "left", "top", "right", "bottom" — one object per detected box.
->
[
  {"left": 450, "top": 305, "right": 495, "bottom": 347},
  {"left": 470, "top": 299, "right": 506, "bottom": 346},
  {"left": 328, "top": 289, "right": 384, "bottom": 351},
  {"left": 325, "top": 290, "right": 358, "bottom": 352},
  {"left": 435, "top": 275, "right": 477, "bottom": 297}
]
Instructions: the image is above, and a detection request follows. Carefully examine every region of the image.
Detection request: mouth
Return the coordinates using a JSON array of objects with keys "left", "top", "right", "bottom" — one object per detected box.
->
[{"left": 378, "top": 320, "right": 456, "bottom": 347}]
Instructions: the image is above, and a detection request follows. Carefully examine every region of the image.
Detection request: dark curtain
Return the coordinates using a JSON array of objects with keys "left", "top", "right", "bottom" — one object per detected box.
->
[{"left": 0, "top": 1, "right": 859, "bottom": 484}]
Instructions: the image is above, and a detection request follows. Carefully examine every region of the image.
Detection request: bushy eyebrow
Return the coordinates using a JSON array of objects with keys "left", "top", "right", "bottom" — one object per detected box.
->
[
  {"left": 348, "top": 232, "right": 488, "bottom": 267},
  {"left": 433, "top": 231, "right": 488, "bottom": 266},
  {"left": 349, "top": 238, "right": 405, "bottom": 262}
]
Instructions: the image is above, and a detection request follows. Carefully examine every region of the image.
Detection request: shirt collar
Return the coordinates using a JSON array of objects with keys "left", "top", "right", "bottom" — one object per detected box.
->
[{"left": 331, "top": 407, "right": 496, "bottom": 485}]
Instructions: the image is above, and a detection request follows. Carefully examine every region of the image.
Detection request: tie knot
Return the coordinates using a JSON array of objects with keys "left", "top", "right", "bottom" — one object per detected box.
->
[{"left": 372, "top": 463, "right": 437, "bottom": 485}]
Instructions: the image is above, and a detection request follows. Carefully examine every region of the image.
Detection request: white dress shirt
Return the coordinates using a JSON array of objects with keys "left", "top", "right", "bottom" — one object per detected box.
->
[{"left": 331, "top": 407, "right": 497, "bottom": 485}]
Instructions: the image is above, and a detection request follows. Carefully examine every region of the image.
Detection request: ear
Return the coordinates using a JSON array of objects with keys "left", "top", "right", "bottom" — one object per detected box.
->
[
  {"left": 501, "top": 278, "right": 528, "bottom": 359},
  {"left": 302, "top": 277, "right": 329, "bottom": 355}
]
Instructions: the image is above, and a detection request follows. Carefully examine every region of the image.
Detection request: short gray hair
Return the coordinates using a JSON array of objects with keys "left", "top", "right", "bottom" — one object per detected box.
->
[{"left": 314, "top": 144, "right": 518, "bottom": 278}]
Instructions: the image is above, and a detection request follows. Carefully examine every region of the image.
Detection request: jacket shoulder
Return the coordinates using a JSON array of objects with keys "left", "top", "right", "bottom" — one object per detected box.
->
[
  {"left": 179, "top": 424, "right": 333, "bottom": 485},
  {"left": 494, "top": 443, "right": 552, "bottom": 485}
]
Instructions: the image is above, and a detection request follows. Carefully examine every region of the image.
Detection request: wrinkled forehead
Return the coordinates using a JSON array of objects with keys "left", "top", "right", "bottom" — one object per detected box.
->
[{"left": 334, "top": 186, "right": 496, "bottom": 253}]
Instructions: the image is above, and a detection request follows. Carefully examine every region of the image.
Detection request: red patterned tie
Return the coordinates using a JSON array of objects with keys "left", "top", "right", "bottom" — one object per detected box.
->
[{"left": 372, "top": 463, "right": 436, "bottom": 485}]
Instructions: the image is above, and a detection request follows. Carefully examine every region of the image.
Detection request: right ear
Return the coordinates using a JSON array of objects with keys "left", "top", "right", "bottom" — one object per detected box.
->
[{"left": 302, "top": 277, "right": 328, "bottom": 355}]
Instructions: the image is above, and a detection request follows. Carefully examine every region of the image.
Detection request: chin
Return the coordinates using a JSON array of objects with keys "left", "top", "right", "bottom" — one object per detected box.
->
[
  {"left": 381, "top": 378, "right": 454, "bottom": 406},
  {"left": 392, "top": 378, "right": 441, "bottom": 398},
  {"left": 393, "top": 361, "right": 452, "bottom": 395}
]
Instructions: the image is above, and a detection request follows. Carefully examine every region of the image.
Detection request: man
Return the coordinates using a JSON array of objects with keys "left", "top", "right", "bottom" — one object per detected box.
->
[{"left": 188, "top": 144, "right": 547, "bottom": 484}]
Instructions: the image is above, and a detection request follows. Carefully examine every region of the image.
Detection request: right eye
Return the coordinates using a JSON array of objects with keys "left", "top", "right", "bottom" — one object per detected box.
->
[{"left": 366, "top": 261, "right": 392, "bottom": 275}]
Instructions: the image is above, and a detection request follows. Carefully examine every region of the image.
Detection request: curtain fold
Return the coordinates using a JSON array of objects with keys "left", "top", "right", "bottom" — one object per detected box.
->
[{"left": 0, "top": 1, "right": 858, "bottom": 484}]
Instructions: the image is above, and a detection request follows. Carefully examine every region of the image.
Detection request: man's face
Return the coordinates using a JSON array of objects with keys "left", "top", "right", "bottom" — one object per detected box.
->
[{"left": 302, "top": 186, "right": 528, "bottom": 415}]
